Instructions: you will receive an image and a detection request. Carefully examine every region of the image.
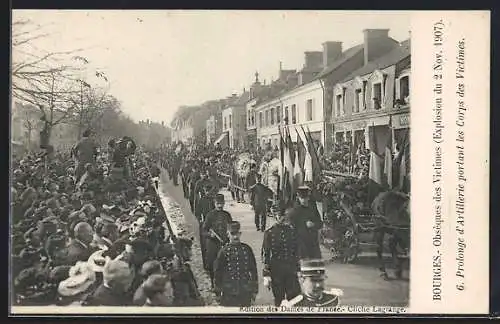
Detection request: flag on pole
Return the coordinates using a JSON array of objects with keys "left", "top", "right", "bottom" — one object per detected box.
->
[
  {"left": 366, "top": 125, "right": 392, "bottom": 201},
  {"left": 293, "top": 147, "right": 303, "bottom": 190},
  {"left": 278, "top": 126, "right": 286, "bottom": 194},
  {"left": 303, "top": 143, "right": 314, "bottom": 182},
  {"left": 301, "top": 125, "right": 322, "bottom": 184},
  {"left": 384, "top": 145, "right": 393, "bottom": 189},
  {"left": 285, "top": 127, "right": 295, "bottom": 188},
  {"left": 295, "top": 128, "right": 306, "bottom": 170},
  {"left": 399, "top": 144, "right": 407, "bottom": 189},
  {"left": 282, "top": 127, "right": 294, "bottom": 205}
]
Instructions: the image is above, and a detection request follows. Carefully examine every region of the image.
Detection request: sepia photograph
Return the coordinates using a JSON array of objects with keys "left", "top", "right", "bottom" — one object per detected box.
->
[{"left": 10, "top": 10, "right": 414, "bottom": 313}]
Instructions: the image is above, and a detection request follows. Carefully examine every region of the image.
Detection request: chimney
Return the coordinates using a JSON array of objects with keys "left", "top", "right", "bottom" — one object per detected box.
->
[
  {"left": 363, "top": 29, "right": 392, "bottom": 65},
  {"left": 304, "top": 51, "right": 323, "bottom": 70},
  {"left": 322, "top": 41, "right": 343, "bottom": 67},
  {"left": 286, "top": 74, "right": 299, "bottom": 88}
]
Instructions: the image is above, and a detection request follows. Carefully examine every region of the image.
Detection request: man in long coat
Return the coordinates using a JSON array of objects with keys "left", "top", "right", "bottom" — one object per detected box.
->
[
  {"left": 202, "top": 194, "right": 233, "bottom": 288},
  {"left": 288, "top": 185, "right": 323, "bottom": 259}
]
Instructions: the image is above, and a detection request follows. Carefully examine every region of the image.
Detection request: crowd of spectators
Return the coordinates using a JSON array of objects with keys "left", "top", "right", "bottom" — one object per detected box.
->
[{"left": 11, "top": 142, "right": 195, "bottom": 307}]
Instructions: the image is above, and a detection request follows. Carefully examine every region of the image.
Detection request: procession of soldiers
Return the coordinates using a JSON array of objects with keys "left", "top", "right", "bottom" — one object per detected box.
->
[{"left": 161, "top": 142, "right": 343, "bottom": 308}]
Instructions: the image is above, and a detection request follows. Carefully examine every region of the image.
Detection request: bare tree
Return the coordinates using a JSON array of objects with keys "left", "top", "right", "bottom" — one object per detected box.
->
[
  {"left": 21, "top": 107, "right": 42, "bottom": 151},
  {"left": 12, "top": 18, "right": 87, "bottom": 146},
  {"left": 67, "top": 72, "right": 110, "bottom": 138}
]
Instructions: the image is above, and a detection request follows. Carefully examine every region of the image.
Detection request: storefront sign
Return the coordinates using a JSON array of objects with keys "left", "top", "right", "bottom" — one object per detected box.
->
[
  {"left": 392, "top": 113, "right": 410, "bottom": 129},
  {"left": 334, "top": 115, "right": 390, "bottom": 132}
]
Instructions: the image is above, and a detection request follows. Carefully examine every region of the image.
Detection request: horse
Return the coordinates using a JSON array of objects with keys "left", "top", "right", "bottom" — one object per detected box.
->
[{"left": 372, "top": 191, "right": 410, "bottom": 280}]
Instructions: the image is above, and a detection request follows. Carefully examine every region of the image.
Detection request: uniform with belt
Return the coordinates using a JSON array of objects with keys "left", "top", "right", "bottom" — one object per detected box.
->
[
  {"left": 249, "top": 177, "right": 274, "bottom": 231},
  {"left": 281, "top": 259, "right": 342, "bottom": 308},
  {"left": 288, "top": 186, "right": 323, "bottom": 259},
  {"left": 181, "top": 162, "right": 191, "bottom": 198},
  {"left": 194, "top": 176, "right": 218, "bottom": 223},
  {"left": 188, "top": 169, "right": 201, "bottom": 213},
  {"left": 214, "top": 221, "right": 258, "bottom": 307},
  {"left": 195, "top": 183, "right": 216, "bottom": 270},
  {"left": 202, "top": 194, "right": 233, "bottom": 287},
  {"left": 261, "top": 220, "right": 301, "bottom": 306}
]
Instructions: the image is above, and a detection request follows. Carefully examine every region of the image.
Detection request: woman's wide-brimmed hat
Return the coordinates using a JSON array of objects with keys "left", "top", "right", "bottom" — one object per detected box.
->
[{"left": 57, "top": 261, "right": 96, "bottom": 297}]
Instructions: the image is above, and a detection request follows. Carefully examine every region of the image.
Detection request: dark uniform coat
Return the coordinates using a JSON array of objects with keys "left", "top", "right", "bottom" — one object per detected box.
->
[
  {"left": 282, "top": 290, "right": 340, "bottom": 307},
  {"left": 262, "top": 222, "right": 301, "bottom": 306},
  {"left": 249, "top": 182, "right": 274, "bottom": 230},
  {"left": 194, "top": 178, "right": 218, "bottom": 222},
  {"left": 181, "top": 163, "right": 191, "bottom": 198},
  {"left": 202, "top": 209, "right": 232, "bottom": 278},
  {"left": 188, "top": 171, "right": 200, "bottom": 213},
  {"left": 288, "top": 203, "right": 323, "bottom": 259},
  {"left": 213, "top": 241, "right": 258, "bottom": 306}
]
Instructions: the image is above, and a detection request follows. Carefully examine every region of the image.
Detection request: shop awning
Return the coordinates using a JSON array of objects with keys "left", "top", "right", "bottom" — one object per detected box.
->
[{"left": 214, "top": 132, "right": 228, "bottom": 146}]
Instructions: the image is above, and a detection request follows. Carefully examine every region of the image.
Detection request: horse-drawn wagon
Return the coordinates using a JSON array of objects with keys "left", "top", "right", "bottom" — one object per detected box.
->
[{"left": 320, "top": 171, "right": 410, "bottom": 280}]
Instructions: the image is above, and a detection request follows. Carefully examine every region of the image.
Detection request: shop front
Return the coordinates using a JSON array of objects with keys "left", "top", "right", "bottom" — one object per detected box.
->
[
  {"left": 246, "top": 129, "right": 257, "bottom": 149},
  {"left": 390, "top": 111, "right": 410, "bottom": 193},
  {"left": 334, "top": 115, "right": 391, "bottom": 148},
  {"left": 391, "top": 112, "right": 410, "bottom": 150}
]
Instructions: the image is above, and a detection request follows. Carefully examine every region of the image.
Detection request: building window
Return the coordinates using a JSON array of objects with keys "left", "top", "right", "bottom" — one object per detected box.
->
[
  {"left": 371, "top": 70, "right": 386, "bottom": 110},
  {"left": 224, "top": 116, "right": 227, "bottom": 130},
  {"left": 334, "top": 85, "right": 345, "bottom": 117},
  {"left": 335, "top": 95, "right": 341, "bottom": 116},
  {"left": 354, "top": 88, "right": 362, "bottom": 113},
  {"left": 284, "top": 106, "right": 289, "bottom": 125},
  {"left": 270, "top": 107, "right": 275, "bottom": 125},
  {"left": 399, "top": 75, "right": 410, "bottom": 103},
  {"left": 229, "top": 114, "right": 232, "bottom": 128},
  {"left": 259, "top": 112, "right": 263, "bottom": 128},
  {"left": 306, "top": 99, "right": 313, "bottom": 121},
  {"left": 362, "top": 81, "right": 368, "bottom": 110},
  {"left": 291, "top": 104, "right": 297, "bottom": 124},
  {"left": 276, "top": 106, "right": 281, "bottom": 124},
  {"left": 251, "top": 113, "right": 255, "bottom": 126},
  {"left": 373, "top": 83, "right": 382, "bottom": 110}
]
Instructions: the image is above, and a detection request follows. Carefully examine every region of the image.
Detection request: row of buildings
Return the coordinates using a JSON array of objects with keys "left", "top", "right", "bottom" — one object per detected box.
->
[{"left": 170, "top": 29, "right": 410, "bottom": 154}]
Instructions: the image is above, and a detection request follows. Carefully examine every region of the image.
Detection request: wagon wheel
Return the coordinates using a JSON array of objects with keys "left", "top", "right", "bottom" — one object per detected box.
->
[{"left": 342, "top": 225, "right": 359, "bottom": 264}]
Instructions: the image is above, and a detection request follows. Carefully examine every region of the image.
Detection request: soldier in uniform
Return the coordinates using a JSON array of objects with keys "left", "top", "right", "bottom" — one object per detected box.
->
[
  {"left": 288, "top": 185, "right": 323, "bottom": 259},
  {"left": 248, "top": 173, "right": 274, "bottom": 231},
  {"left": 261, "top": 208, "right": 301, "bottom": 306},
  {"left": 281, "top": 259, "right": 342, "bottom": 307},
  {"left": 180, "top": 161, "right": 191, "bottom": 199},
  {"left": 188, "top": 165, "right": 201, "bottom": 214},
  {"left": 213, "top": 221, "right": 258, "bottom": 307},
  {"left": 202, "top": 194, "right": 233, "bottom": 288},
  {"left": 194, "top": 169, "right": 217, "bottom": 221},
  {"left": 171, "top": 152, "right": 181, "bottom": 186},
  {"left": 195, "top": 174, "right": 217, "bottom": 271}
]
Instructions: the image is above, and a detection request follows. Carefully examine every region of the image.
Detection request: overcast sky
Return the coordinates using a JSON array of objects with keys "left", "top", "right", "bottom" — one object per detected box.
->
[{"left": 12, "top": 10, "right": 410, "bottom": 124}]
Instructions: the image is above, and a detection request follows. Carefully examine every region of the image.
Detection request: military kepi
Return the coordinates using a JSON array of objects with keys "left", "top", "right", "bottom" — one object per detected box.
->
[
  {"left": 300, "top": 259, "right": 326, "bottom": 277},
  {"left": 214, "top": 193, "right": 225, "bottom": 203},
  {"left": 228, "top": 221, "right": 241, "bottom": 234},
  {"left": 297, "top": 185, "right": 311, "bottom": 197}
]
